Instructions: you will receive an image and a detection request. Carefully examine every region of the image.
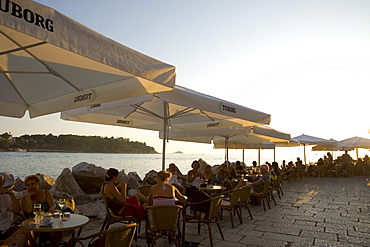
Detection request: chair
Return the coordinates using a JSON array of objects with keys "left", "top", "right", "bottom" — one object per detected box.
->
[
  {"left": 272, "top": 176, "right": 283, "bottom": 199},
  {"left": 220, "top": 188, "right": 242, "bottom": 228},
  {"left": 100, "top": 193, "right": 139, "bottom": 231},
  {"left": 250, "top": 181, "right": 271, "bottom": 211},
  {"left": 138, "top": 185, "right": 152, "bottom": 197},
  {"left": 145, "top": 205, "right": 182, "bottom": 247},
  {"left": 66, "top": 223, "right": 137, "bottom": 247},
  {"left": 182, "top": 195, "right": 224, "bottom": 247},
  {"left": 238, "top": 186, "right": 253, "bottom": 220}
]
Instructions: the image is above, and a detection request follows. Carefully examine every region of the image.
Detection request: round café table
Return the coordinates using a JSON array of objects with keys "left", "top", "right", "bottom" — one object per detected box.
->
[
  {"left": 22, "top": 214, "right": 89, "bottom": 246},
  {"left": 197, "top": 185, "right": 226, "bottom": 196}
]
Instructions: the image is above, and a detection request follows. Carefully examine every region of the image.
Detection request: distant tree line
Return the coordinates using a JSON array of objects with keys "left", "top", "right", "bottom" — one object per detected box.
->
[{"left": 0, "top": 132, "right": 157, "bottom": 154}]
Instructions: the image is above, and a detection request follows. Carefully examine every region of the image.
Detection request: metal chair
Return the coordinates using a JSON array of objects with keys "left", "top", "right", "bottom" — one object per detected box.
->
[
  {"left": 100, "top": 193, "right": 139, "bottom": 231},
  {"left": 182, "top": 195, "right": 224, "bottom": 247},
  {"left": 238, "top": 186, "right": 253, "bottom": 220},
  {"left": 250, "top": 181, "right": 271, "bottom": 211},
  {"left": 220, "top": 188, "right": 242, "bottom": 228},
  {"left": 138, "top": 185, "right": 152, "bottom": 197},
  {"left": 145, "top": 205, "right": 182, "bottom": 247},
  {"left": 67, "top": 223, "right": 137, "bottom": 247}
]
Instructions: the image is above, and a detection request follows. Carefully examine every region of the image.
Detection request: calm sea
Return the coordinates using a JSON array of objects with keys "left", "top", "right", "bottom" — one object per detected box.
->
[{"left": 1, "top": 148, "right": 358, "bottom": 180}]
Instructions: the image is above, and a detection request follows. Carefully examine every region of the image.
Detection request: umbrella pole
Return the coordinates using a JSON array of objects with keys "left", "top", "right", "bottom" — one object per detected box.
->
[
  {"left": 242, "top": 149, "right": 245, "bottom": 163},
  {"left": 356, "top": 147, "right": 359, "bottom": 160},
  {"left": 258, "top": 148, "right": 261, "bottom": 166},
  {"left": 226, "top": 137, "right": 229, "bottom": 163},
  {"left": 161, "top": 102, "right": 169, "bottom": 170},
  {"left": 303, "top": 143, "right": 307, "bottom": 165},
  {"left": 274, "top": 146, "right": 276, "bottom": 162}
]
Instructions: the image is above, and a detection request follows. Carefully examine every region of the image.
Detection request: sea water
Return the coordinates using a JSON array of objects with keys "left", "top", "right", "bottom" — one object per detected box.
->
[{"left": 0, "top": 148, "right": 344, "bottom": 179}]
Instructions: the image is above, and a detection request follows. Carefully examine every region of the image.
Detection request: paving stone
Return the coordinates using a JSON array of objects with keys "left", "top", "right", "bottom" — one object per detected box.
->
[{"left": 300, "top": 229, "right": 338, "bottom": 241}]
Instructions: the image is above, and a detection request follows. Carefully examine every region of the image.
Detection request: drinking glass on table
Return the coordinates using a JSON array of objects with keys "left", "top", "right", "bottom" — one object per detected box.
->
[{"left": 33, "top": 203, "right": 42, "bottom": 224}]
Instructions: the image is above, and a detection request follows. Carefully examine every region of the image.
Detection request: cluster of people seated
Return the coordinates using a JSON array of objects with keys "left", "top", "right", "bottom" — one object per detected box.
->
[{"left": 0, "top": 174, "right": 73, "bottom": 246}]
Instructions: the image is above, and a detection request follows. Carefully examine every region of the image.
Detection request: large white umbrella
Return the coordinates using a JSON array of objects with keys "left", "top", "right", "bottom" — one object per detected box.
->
[
  {"left": 1, "top": 0, "right": 176, "bottom": 118},
  {"left": 337, "top": 136, "right": 370, "bottom": 159},
  {"left": 288, "top": 134, "right": 335, "bottom": 165},
  {"left": 62, "top": 85, "right": 271, "bottom": 169},
  {"left": 159, "top": 126, "right": 290, "bottom": 163}
]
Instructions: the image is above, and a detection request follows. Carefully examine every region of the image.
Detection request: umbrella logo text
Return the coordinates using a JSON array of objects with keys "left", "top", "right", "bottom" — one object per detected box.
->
[
  {"left": 1, "top": 0, "right": 54, "bottom": 32},
  {"left": 74, "top": 89, "right": 97, "bottom": 104},
  {"left": 219, "top": 102, "right": 236, "bottom": 114},
  {"left": 116, "top": 119, "right": 133, "bottom": 127}
]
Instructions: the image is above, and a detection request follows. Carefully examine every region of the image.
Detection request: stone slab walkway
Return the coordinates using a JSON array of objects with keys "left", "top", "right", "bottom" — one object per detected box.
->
[{"left": 182, "top": 176, "right": 370, "bottom": 247}]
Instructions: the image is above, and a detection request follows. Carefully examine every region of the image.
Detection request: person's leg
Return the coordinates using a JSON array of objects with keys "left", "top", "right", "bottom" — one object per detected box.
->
[
  {"left": 2, "top": 228, "right": 30, "bottom": 247},
  {"left": 134, "top": 192, "right": 149, "bottom": 204}
]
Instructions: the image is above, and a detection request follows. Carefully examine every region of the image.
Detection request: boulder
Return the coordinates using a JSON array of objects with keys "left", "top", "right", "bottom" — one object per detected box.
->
[
  {"left": 13, "top": 178, "right": 25, "bottom": 191},
  {"left": 36, "top": 173, "right": 56, "bottom": 190},
  {"left": 143, "top": 170, "right": 157, "bottom": 185},
  {"left": 126, "top": 172, "right": 143, "bottom": 191},
  {"left": 198, "top": 158, "right": 209, "bottom": 172},
  {"left": 72, "top": 162, "right": 106, "bottom": 194},
  {"left": 76, "top": 200, "right": 105, "bottom": 218},
  {"left": 0, "top": 173, "right": 14, "bottom": 188},
  {"left": 55, "top": 168, "right": 84, "bottom": 195}
]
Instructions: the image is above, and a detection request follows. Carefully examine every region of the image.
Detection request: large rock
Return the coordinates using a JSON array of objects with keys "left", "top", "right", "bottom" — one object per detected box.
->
[
  {"left": 13, "top": 178, "right": 25, "bottom": 191},
  {"left": 126, "top": 172, "right": 143, "bottom": 191},
  {"left": 36, "top": 173, "right": 56, "bottom": 190},
  {"left": 143, "top": 170, "right": 157, "bottom": 185},
  {"left": 72, "top": 162, "right": 106, "bottom": 194},
  {"left": 76, "top": 200, "right": 105, "bottom": 218},
  {"left": 0, "top": 173, "right": 14, "bottom": 188},
  {"left": 55, "top": 168, "right": 84, "bottom": 195}
]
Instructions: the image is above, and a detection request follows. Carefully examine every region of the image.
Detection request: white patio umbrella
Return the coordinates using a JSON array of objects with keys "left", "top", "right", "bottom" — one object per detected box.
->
[
  {"left": 1, "top": 0, "right": 176, "bottom": 118},
  {"left": 159, "top": 125, "right": 290, "bottom": 163},
  {"left": 288, "top": 134, "right": 335, "bottom": 165},
  {"left": 337, "top": 136, "right": 370, "bottom": 159},
  {"left": 62, "top": 85, "right": 271, "bottom": 169}
]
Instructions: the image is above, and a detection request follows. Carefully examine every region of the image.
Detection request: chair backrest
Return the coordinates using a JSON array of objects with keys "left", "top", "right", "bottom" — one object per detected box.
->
[
  {"left": 148, "top": 205, "right": 182, "bottom": 231},
  {"left": 208, "top": 195, "right": 224, "bottom": 219},
  {"left": 262, "top": 181, "right": 271, "bottom": 194},
  {"left": 138, "top": 185, "right": 152, "bottom": 197},
  {"left": 239, "top": 186, "right": 251, "bottom": 204},
  {"left": 100, "top": 192, "right": 113, "bottom": 217},
  {"left": 228, "top": 188, "right": 241, "bottom": 206},
  {"left": 105, "top": 223, "right": 137, "bottom": 247}
]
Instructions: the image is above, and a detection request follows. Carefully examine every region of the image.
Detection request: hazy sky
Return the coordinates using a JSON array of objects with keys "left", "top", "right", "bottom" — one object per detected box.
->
[{"left": 1, "top": 0, "right": 370, "bottom": 157}]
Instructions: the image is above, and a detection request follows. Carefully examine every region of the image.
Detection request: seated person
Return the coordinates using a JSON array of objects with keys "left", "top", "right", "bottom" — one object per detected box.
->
[
  {"left": 0, "top": 175, "right": 29, "bottom": 247},
  {"left": 235, "top": 164, "right": 271, "bottom": 193},
  {"left": 148, "top": 170, "right": 186, "bottom": 206},
  {"left": 201, "top": 165, "right": 214, "bottom": 184},
  {"left": 215, "top": 164, "right": 228, "bottom": 185},
  {"left": 101, "top": 168, "right": 148, "bottom": 222},
  {"left": 21, "top": 175, "right": 58, "bottom": 218},
  {"left": 167, "top": 163, "right": 186, "bottom": 194},
  {"left": 185, "top": 160, "right": 202, "bottom": 197}
]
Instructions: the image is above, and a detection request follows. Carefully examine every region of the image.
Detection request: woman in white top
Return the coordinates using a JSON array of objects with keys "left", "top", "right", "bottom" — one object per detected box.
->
[
  {"left": 148, "top": 170, "right": 186, "bottom": 206},
  {"left": 187, "top": 160, "right": 201, "bottom": 187}
]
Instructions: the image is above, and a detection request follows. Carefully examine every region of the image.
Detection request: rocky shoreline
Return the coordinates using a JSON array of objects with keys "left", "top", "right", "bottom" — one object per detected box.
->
[{"left": 1, "top": 159, "right": 216, "bottom": 217}]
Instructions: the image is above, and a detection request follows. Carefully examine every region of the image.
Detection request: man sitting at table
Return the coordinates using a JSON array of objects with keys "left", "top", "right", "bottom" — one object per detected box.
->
[
  {"left": 234, "top": 164, "right": 271, "bottom": 193},
  {"left": 0, "top": 175, "right": 29, "bottom": 247}
]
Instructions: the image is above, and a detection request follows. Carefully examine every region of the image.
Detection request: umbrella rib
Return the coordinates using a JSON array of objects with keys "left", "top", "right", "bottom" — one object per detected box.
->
[
  {"left": 1, "top": 30, "right": 80, "bottom": 91},
  {"left": 0, "top": 65, "right": 29, "bottom": 106},
  {"left": 0, "top": 41, "right": 47, "bottom": 56}
]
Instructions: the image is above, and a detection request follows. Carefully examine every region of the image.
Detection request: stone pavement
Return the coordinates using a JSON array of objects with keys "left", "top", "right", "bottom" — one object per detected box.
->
[
  {"left": 79, "top": 176, "right": 370, "bottom": 246},
  {"left": 182, "top": 176, "right": 370, "bottom": 247}
]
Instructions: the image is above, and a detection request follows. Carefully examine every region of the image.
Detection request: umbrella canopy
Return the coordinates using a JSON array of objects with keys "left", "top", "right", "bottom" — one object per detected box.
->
[
  {"left": 337, "top": 136, "right": 370, "bottom": 159},
  {"left": 288, "top": 134, "right": 335, "bottom": 164},
  {"left": 62, "top": 85, "right": 271, "bottom": 169},
  {"left": 1, "top": 0, "right": 176, "bottom": 118},
  {"left": 159, "top": 125, "right": 290, "bottom": 162},
  {"left": 312, "top": 139, "right": 340, "bottom": 151}
]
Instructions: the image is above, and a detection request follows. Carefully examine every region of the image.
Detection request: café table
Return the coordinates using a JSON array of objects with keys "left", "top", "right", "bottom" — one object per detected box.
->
[
  {"left": 197, "top": 184, "right": 226, "bottom": 196},
  {"left": 21, "top": 214, "right": 89, "bottom": 246}
]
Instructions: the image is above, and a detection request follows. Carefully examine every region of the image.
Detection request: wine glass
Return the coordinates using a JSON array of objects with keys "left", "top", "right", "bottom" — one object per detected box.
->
[{"left": 58, "top": 198, "right": 66, "bottom": 211}]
